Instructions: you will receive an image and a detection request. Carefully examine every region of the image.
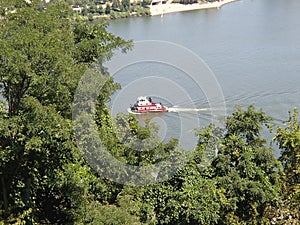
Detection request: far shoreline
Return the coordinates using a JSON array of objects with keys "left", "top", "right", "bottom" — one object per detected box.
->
[{"left": 149, "top": 0, "right": 238, "bottom": 16}]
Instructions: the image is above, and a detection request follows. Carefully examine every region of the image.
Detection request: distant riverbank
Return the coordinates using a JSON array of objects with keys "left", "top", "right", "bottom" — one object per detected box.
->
[{"left": 149, "top": 0, "right": 238, "bottom": 16}]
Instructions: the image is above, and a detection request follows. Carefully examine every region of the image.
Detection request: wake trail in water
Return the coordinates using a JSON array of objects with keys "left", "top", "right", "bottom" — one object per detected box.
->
[{"left": 168, "top": 107, "right": 210, "bottom": 112}]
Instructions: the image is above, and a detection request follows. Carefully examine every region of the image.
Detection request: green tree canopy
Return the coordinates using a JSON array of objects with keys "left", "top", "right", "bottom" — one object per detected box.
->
[
  {"left": 132, "top": 106, "right": 283, "bottom": 225},
  {"left": 0, "top": 0, "right": 130, "bottom": 223},
  {"left": 272, "top": 107, "right": 300, "bottom": 223},
  {"left": 208, "top": 106, "right": 281, "bottom": 224}
]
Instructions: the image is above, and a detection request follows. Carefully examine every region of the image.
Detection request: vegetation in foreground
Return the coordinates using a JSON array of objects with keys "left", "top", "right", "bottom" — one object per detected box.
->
[{"left": 1, "top": 0, "right": 299, "bottom": 224}]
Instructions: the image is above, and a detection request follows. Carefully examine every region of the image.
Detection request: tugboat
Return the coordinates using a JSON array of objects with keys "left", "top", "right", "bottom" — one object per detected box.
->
[{"left": 128, "top": 96, "right": 168, "bottom": 114}]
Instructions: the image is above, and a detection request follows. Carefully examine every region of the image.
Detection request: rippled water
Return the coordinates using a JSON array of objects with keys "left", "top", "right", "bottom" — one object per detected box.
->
[{"left": 107, "top": 0, "right": 300, "bottom": 151}]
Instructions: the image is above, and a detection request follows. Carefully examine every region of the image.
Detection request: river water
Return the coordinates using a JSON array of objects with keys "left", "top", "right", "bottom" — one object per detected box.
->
[{"left": 107, "top": 0, "right": 300, "bottom": 151}]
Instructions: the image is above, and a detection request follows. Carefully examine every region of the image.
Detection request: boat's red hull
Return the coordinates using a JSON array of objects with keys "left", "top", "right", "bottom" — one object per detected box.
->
[{"left": 129, "top": 103, "right": 168, "bottom": 114}]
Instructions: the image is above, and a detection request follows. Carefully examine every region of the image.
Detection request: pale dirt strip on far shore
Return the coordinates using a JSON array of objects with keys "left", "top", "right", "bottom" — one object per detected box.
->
[{"left": 149, "top": 0, "right": 238, "bottom": 16}]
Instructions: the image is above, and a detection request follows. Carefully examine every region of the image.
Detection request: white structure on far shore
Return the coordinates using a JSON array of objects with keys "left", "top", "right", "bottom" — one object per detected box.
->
[{"left": 149, "top": 0, "right": 237, "bottom": 16}]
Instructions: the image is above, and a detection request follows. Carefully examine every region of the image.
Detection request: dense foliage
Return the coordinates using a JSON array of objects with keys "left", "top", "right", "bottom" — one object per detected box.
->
[{"left": 1, "top": 1, "right": 299, "bottom": 224}]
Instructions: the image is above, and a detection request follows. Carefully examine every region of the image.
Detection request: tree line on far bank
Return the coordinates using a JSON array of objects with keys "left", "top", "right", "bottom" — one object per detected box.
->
[
  {"left": 47, "top": 0, "right": 214, "bottom": 20},
  {"left": 0, "top": 0, "right": 299, "bottom": 224},
  {"left": 55, "top": 0, "right": 152, "bottom": 20}
]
